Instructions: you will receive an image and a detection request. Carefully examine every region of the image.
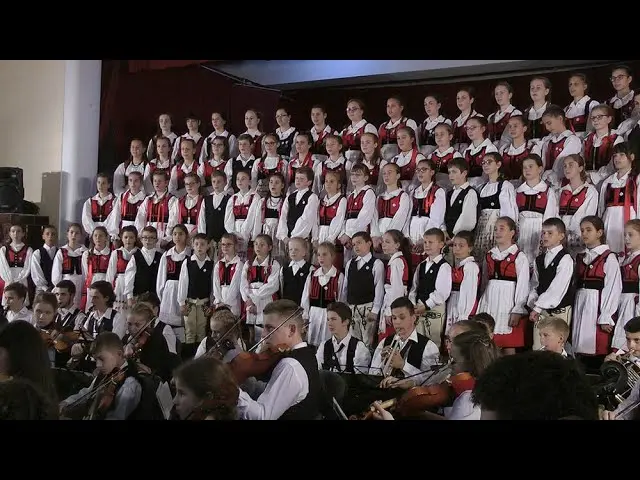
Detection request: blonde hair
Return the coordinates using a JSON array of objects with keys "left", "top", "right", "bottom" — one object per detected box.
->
[{"left": 537, "top": 316, "right": 570, "bottom": 341}]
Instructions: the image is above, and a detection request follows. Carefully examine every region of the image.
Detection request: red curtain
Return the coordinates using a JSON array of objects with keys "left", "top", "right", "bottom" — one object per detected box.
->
[{"left": 127, "top": 60, "right": 221, "bottom": 73}]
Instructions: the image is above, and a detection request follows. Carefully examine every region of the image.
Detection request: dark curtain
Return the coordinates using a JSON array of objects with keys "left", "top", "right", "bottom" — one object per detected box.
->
[
  {"left": 98, "top": 63, "right": 281, "bottom": 174},
  {"left": 283, "top": 61, "right": 640, "bottom": 132}
]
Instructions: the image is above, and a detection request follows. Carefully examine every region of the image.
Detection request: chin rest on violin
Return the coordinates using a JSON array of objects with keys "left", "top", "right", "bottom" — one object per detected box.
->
[{"left": 227, "top": 343, "right": 290, "bottom": 385}]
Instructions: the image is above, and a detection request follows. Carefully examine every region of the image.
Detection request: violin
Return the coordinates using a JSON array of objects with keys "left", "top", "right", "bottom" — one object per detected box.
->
[
  {"left": 40, "top": 328, "right": 81, "bottom": 352},
  {"left": 85, "top": 367, "right": 128, "bottom": 420},
  {"left": 349, "top": 383, "right": 454, "bottom": 420},
  {"left": 227, "top": 343, "right": 290, "bottom": 385}
]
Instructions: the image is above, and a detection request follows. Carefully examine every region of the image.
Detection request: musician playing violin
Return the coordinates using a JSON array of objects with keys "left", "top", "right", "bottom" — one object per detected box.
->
[
  {"left": 372, "top": 330, "right": 500, "bottom": 420},
  {"left": 33, "top": 293, "right": 70, "bottom": 368},
  {"left": 369, "top": 297, "right": 440, "bottom": 389},
  {"left": 122, "top": 303, "right": 180, "bottom": 382},
  {"left": 194, "top": 307, "right": 246, "bottom": 361},
  {"left": 59, "top": 332, "right": 142, "bottom": 420},
  {"left": 236, "top": 299, "right": 322, "bottom": 420},
  {"left": 173, "top": 356, "right": 239, "bottom": 420}
]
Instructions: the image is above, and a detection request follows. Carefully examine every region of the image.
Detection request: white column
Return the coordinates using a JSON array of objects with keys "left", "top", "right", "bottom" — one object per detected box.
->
[{"left": 59, "top": 59, "right": 102, "bottom": 232}]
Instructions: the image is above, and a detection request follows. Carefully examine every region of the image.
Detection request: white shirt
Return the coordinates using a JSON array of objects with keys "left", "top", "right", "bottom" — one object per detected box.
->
[
  {"left": 449, "top": 182, "right": 478, "bottom": 234},
  {"left": 236, "top": 342, "right": 311, "bottom": 420},
  {"left": 409, "top": 254, "right": 452, "bottom": 309},
  {"left": 30, "top": 244, "right": 57, "bottom": 292},
  {"left": 315, "top": 333, "right": 371, "bottom": 374},
  {"left": 527, "top": 244, "right": 574, "bottom": 313},
  {"left": 341, "top": 253, "right": 385, "bottom": 315}
]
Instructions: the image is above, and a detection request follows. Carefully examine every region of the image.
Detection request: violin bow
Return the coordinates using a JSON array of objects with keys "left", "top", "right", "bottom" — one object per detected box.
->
[{"left": 246, "top": 306, "right": 305, "bottom": 354}]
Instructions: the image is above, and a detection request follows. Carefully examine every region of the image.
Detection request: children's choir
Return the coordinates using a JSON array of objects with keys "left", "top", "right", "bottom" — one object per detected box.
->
[{"left": 2, "top": 64, "right": 640, "bottom": 421}]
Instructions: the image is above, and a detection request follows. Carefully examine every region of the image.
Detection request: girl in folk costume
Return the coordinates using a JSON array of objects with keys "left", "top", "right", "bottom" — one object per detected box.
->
[
  {"left": 462, "top": 116, "right": 499, "bottom": 188},
  {"left": 51, "top": 223, "right": 86, "bottom": 309},
  {"left": 0, "top": 224, "right": 32, "bottom": 304},
  {"left": 452, "top": 86, "right": 484, "bottom": 153},
  {"left": 313, "top": 170, "right": 347, "bottom": 271},
  {"left": 420, "top": 93, "right": 452, "bottom": 157},
  {"left": 172, "top": 172, "right": 204, "bottom": 241},
  {"left": 250, "top": 173, "right": 287, "bottom": 267},
  {"left": 487, "top": 81, "right": 523, "bottom": 150},
  {"left": 146, "top": 113, "right": 178, "bottom": 161},
  {"left": 274, "top": 107, "right": 298, "bottom": 162},
  {"left": 310, "top": 104, "right": 336, "bottom": 164},
  {"left": 224, "top": 170, "right": 259, "bottom": 263},
  {"left": 379, "top": 229, "right": 412, "bottom": 342},
  {"left": 172, "top": 113, "right": 204, "bottom": 162},
  {"left": 81, "top": 226, "right": 111, "bottom": 312},
  {"left": 301, "top": 242, "right": 345, "bottom": 346},
  {"left": 144, "top": 136, "right": 174, "bottom": 193},
  {"left": 381, "top": 126, "right": 424, "bottom": 191},
  {"left": 157, "top": 224, "right": 191, "bottom": 342},
  {"left": 478, "top": 216, "right": 530, "bottom": 355},
  {"left": 251, "top": 133, "right": 288, "bottom": 198},
  {"left": 572, "top": 215, "right": 622, "bottom": 357},
  {"left": 113, "top": 138, "right": 148, "bottom": 196},
  {"left": 558, "top": 154, "right": 599, "bottom": 256},
  {"left": 105, "top": 225, "right": 138, "bottom": 312},
  {"left": 378, "top": 95, "right": 419, "bottom": 162},
  {"left": 135, "top": 170, "right": 178, "bottom": 249},
  {"left": 607, "top": 65, "right": 635, "bottom": 127},
  {"left": 407, "top": 159, "right": 446, "bottom": 268},
  {"left": 199, "top": 136, "right": 231, "bottom": 195},
  {"left": 339, "top": 163, "right": 376, "bottom": 267},
  {"left": 499, "top": 115, "right": 532, "bottom": 187},
  {"left": 313, "top": 134, "right": 351, "bottom": 196},
  {"left": 108, "top": 171, "right": 146, "bottom": 242},
  {"left": 564, "top": 73, "right": 599, "bottom": 140},
  {"left": 285, "top": 132, "right": 314, "bottom": 194},
  {"left": 475, "top": 152, "right": 518, "bottom": 264},
  {"left": 241, "top": 108, "right": 265, "bottom": 159},
  {"left": 427, "top": 123, "right": 463, "bottom": 189},
  {"left": 212, "top": 233, "right": 244, "bottom": 317},
  {"left": 240, "top": 234, "right": 280, "bottom": 345},
  {"left": 200, "top": 112, "right": 238, "bottom": 163},
  {"left": 534, "top": 105, "right": 583, "bottom": 186},
  {"left": 81, "top": 173, "right": 115, "bottom": 239},
  {"left": 515, "top": 154, "right": 559, "bottom": 266},
  {"left": 614, "top": 220, "right": 640, "bottom": 350},
  {"left": 599, "top": 142, "right": 639, "bottom": 256},
  {"left": 225, "top": 134, "right": 257, "bottom": 194},
  {"left": 169, "top": 139, "right": 202, "bottom": 198},
  {"left": 445, "top": 231, "right": 480, "bottom": 334},
  {"left": 340, "top": 98, "right": 378, "bottom": 164},
  {"left": 583, "top": 104, "right": 624, "bottom": 186},
  {"left": 372, "top": 163, "right": 412, "bottom": 253},
  {"left": 524, "top": 76, "right": 552, "bottom": 144},
  {"left": 356, "top": 132, "right": 383, "bottom": 193}
]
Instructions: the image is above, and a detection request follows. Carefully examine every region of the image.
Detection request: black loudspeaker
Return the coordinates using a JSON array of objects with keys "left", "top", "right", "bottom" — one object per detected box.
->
[{"left": 0, "top": 167, "right": 24, "bottom": 213}]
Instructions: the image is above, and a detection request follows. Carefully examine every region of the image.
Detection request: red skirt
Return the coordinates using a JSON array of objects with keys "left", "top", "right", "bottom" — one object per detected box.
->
[
  {"left": 494, "top": 315, "right": 527, "bottom": 348},
  {"left": 595, "top": 327, "right": 612, "bottom": 356}
]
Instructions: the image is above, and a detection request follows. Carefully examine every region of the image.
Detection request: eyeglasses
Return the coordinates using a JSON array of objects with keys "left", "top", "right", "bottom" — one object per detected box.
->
[
  {"left": 141, "top": 236, "right": 157, "bottom": 241},
  {"left": 590, "top": 114, "right": 608, "bottom": 121},
  {"left": 611, "top": 74, "right": 629, "bottom": 82}
]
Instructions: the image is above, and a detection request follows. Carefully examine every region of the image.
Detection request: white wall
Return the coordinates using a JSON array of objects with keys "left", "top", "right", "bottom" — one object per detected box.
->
[{"left": 0, "top": 60, "right": 66, "bottom": 227}]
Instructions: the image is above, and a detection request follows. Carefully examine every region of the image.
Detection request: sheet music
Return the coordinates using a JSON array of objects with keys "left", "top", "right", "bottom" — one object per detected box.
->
[{"left": 156, "top": 381, "right": 173, "bottom": 420}]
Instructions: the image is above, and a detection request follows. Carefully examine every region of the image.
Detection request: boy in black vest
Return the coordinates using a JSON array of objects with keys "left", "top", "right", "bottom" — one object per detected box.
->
[
  {"left": 177, "top": 233, "right": 214, "bottom": 359},
  {"left": 124, "top": 226, "right": 162, "bottom": 307},
  {"left": 60, "top": 332, "right": 162, "bottom": 420},
  {"left": 444, "top": 158, "right": 478, "bottom": 262},
  {"left": 202, "top": 170, "right": 231, "bottom": 261},
  {"left": 54, "top": 280, "right": 87, "bottom": 332},
  {"left": 276, "top": 166, "right": 319, "bottom": 248},
  {"left": 527, "top": 218, "right": 574, "bottom": 350},
  {"left": 279, "top": 237, "right": 314, "bottom": 305},
  {"left": 408, "top": 228, "right": 452, "bottom": 349},
  {"left": 342, "top": 231, "right": 385, "bottom": 350},
  {"left": 369, "top": 297, "right": 440, "bottom": 389},
  {"left": 122, "top": 303, "right": 179, "bottom": 382},
  {"left": 236, "top": 299, "right": 322, "bottom": 420},
  {"left": 31, "top": 225, "right": 58, "bottom": 294},
  {"left": 315, "top": 302, "right": 371, "bottom": 374}
]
